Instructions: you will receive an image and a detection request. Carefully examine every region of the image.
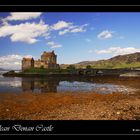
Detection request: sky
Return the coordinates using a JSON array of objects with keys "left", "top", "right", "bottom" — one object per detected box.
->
[{"left": 0, "top": 12, "right": 140, "bottom": 70}]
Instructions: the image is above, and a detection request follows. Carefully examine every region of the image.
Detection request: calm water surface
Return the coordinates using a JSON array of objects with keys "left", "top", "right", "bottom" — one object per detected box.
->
[{"left": 0, "top": 71, "right": 139, "bottom": 94}]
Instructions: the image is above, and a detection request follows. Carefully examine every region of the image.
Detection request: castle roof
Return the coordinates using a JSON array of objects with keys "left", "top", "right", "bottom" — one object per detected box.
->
[
  {"left": 42, "top": 51, "right": 56, "bottom": 57},
  {"left": 23, "top": 57, "right": 34, "bottom": 61}
]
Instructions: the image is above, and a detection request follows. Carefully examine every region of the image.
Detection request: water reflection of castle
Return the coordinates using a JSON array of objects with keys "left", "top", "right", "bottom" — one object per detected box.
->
[
  {"left": 21, "top": 77, "right": 96, "bottom": 93},
  {"left": 22, "top": 78, "right": 59, "bottom": 93}
]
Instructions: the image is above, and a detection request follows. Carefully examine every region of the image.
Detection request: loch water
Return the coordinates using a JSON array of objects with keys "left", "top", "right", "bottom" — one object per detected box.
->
[{"left": 0, "top": 71, "right": 139, "bottom": 94}]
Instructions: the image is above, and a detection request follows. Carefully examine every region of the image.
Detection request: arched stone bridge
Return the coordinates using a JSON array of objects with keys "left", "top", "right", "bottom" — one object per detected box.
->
[{"left": 71, "top": 68, "right": 140, "bottom": 76}]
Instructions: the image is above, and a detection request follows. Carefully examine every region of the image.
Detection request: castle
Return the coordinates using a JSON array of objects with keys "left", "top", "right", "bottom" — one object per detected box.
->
[{"left": 22, "top": 51, "right": 59, "bottom": 71}]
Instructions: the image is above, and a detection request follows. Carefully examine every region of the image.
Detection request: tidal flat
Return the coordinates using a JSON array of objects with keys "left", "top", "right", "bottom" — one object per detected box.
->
[
  {"left": 0, "top": 74, "right": 140, "bottom": 120},
  {"left": 0, "top": 91, "right": 140, "bottom": 120}
]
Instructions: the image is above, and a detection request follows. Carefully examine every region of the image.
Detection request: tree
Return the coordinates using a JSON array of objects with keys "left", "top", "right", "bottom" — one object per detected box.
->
[
  {"left": 66, "top": 65, "right": 76, "bottom": 74},
  {"left": 66, "top": 65, "right": 76, "bottom": 70},
  {"left": 9, "top": 70, "right": 15, "bottom": 73},
  {"left": 86, "top": 65, "right": 92, "bottom": 69}
]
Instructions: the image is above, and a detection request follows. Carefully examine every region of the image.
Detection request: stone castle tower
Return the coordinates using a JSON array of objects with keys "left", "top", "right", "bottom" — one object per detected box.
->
[
  {"left": 22, "top": 51, "right": 59, "bottom": 71},
  {"left": 22, "top": 57, "right": 34, "bottom": 71}
]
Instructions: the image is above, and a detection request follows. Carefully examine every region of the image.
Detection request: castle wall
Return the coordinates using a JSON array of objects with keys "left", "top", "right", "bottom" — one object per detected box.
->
[
  {"left": 47, "top": 63, "right": 59, "bottom": 69},
  {"left": 34, "top": 60, "right": 41, "bottom": 68},
  {"left": 22, "top": 59, "right": 34, "bottom": 71},
  {"left": 34, "top": 60, "right": 49, "bottom": 68}
]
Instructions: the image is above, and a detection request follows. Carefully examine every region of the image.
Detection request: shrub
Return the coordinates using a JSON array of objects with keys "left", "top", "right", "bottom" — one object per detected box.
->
[
  {"left": 66, "top": 65, "right": 76, "bottom": 70},
  {"left": 86, "top": 65, "right": 92, "bottom": 69}
]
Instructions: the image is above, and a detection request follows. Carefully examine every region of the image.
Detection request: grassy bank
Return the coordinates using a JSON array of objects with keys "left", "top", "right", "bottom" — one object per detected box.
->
[
  {"left": 75, "top": 62, "right": 140, "bottom": 69},
  {"left": 2, "top": 68, "right": 73, "bottom": 77},
  {"left": 3, "top": 67, "right": 140, "bottom": 78}
]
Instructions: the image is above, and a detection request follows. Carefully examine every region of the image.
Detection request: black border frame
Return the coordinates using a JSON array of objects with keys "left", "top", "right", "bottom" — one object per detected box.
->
[
  {"left": 0, "top": 0, "right": 140, "bottom": 5},
  {"left": 1, "top": 5, "right": 140, "bottom": 12},
  {"left": 0, "top": 4, "right": 140, "bottom": 135}
]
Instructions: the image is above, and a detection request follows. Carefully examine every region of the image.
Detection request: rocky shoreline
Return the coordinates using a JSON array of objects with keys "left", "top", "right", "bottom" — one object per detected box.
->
[
  {"left": 120, "top": 72, "right": 140, "bottom": 77},
  {"left": 0, "top": 92, "right": 140, "bottom": 120},
  {"left": 3, "top": 69, "right": 140, "bottom": 78}
]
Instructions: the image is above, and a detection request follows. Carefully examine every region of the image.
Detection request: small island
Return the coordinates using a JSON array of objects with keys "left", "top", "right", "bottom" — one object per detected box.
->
[{"left": 3, "top": 51, "right": 140, "bottom": 77}]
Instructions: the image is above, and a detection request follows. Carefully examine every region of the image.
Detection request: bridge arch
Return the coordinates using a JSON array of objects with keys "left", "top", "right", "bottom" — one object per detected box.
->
[{"left": 78, "top": 70, "right": 84, "bottom": 75}]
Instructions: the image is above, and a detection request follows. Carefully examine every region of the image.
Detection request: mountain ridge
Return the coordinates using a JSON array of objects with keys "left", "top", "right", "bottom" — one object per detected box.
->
[
  {"left": 0, "top": 68, "right": 6, "bottom": 71},
  {"left": 60, "top": 52, "right": 140, "bottom": 69}
]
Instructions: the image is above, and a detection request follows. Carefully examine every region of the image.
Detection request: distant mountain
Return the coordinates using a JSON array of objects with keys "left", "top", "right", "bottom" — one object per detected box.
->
[
  {"left": 60, "top": 52, "right": 140, "bottom": 69},
  {"left": 0, "top": 68, "right": 6, "bottom": 71},
  {"left": 108, "top": 52, "right": 140, "bottom": 63}
]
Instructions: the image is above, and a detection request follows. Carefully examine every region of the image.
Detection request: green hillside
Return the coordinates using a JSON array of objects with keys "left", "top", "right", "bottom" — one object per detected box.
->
[{"left": 60, "top": 52, "right": 140, "bottom": 69}]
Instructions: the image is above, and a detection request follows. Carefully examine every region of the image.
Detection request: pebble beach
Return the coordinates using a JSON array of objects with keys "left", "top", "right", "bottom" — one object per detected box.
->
[{"left": 0, "top": 92, "right": 140, "bottom": 120}]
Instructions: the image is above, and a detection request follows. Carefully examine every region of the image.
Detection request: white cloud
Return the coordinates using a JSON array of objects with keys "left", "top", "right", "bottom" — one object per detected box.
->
[
  {"left": 43, "top": 32, "right": 51, "bottom": 40},
  {"left": 70, "top": 27, "right": 85, "bottom": 33},
  {"left": 59, "top": 29, "right": 69, "bottom": 35},
  {"left": 97, "top": 30, "right": 113, "bottom": 39},
  {"left": 51, "top": 44, "right": 62, "bottom": 49},
  {"left": 58, "top": 24, "right": 87, "bottom": 35},
  {"left": 0, "top": 20, "right": 49, "bottom": 44},
  {"left": 0, "top": 14, "right": 88, "bottom": 45},
  {"left": 52, "top": 21, "right": 72, "bottom": 30},
  {"left": 95, "top": 47, "right": 140, "bottom": 56},
  {"left": 0, "top": 54, "right": 33, "bottom": 70},
  {"left": 47, "top": 41, "right": 62, "bottom": 49},
  {"left": 47, "top": 41, "right": 55, "bottom": 46},
  {"left": 4, "top": 12, "right": 42, "bottom": 21}
]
